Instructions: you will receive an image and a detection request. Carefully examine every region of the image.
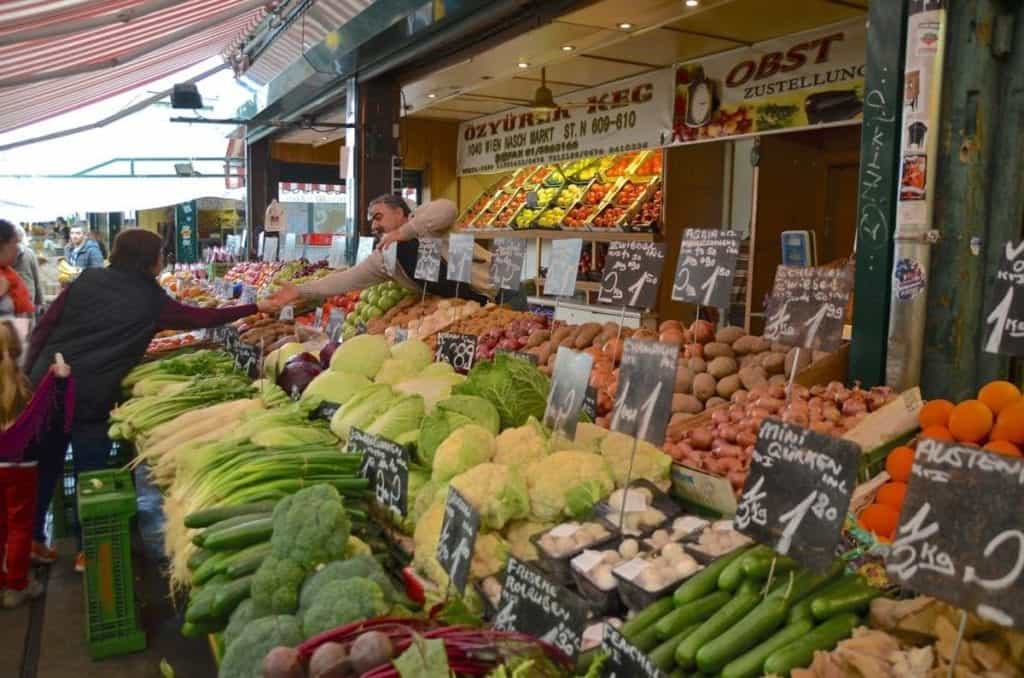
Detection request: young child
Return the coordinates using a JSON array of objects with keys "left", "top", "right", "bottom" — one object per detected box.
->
[{"left": 0, "top": 320, "right": 73, "bottom": 608}]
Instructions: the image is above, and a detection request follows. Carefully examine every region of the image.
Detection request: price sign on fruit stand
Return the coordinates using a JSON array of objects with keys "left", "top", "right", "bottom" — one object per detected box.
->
[
  {"left": 435, "top": 332, "right": 476, "bottom": 374},
  {"left": 241, "top": 285, "right": 257, "bottom": 305},
  {"left": 885, "top": 438, "right": 1024, "bottom": 629},
  {"left": 736, "top": 419, "right": 860, "bottom": 572},
  {"left": 611, "top": 339, "right": 678, "bottom": 447},
  {"left": 490, "top": 237, "right": 526, "bottom": 291},
  {"left": 328, "top": 235, "right": 347, "bottom": 269},
  {"left": 325, "top": 309, "right": 345, "bottom": 343},
  {"left": 223, "top": 326, "right": 239, "bottom": 353},
  {"left": 437, "top": 487, "right": 479, "bottom": 594},
  {"left": 544, "top": 238, "right": 583, "bottom": 297},
  {"left": 414, "top": 238, "right": 442, "bottom": 283},
  {"left": 601, "top": 624, "right": 663, "bottom": 678},
  {"left": 544, "top": 347, "right": 593, "bottom": 440},
  {"left": 234, "top": 343, "right": 261, "bottom": 379},
  {"left": 597, "top": 241, "right": 666, "bottom": 309},
  {"left": 279, "top": 305, "right": 294, "bottom": 321},
  {"left": 263, "top": 234, "right": 279, "bottom": 263},
  {"left": 582, "top": 386, "right": 598, "bottom": 421},
  {"left": 447, "top": 233, "right": 474, "bottom": 284},
  {"left": 763, "top": 264, "right": 852, "bottom": 352},
  {"left": 351, "top": 427, "right": 409, "bottom": 517},
  {"left": 671, "top": 229, "right": 742, "bottom": 309},
  {"left": 984, "top": 239, "right": 1024, "bottom": 356},
  {"left": 356, "top": 236, "right": 374, "bottom": 264},
  {"left": 495, "top": 557, "right": 589, "bottom": 659},
  {"left": 282, "top": 233, "right": 300, "bottom": 261}
]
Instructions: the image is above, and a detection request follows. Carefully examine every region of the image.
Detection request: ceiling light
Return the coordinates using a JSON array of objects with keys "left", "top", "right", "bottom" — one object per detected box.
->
[
  {"left": 561, "top": 45, "right": 575, "bottom": 52},
  {"left": 685, "top": 0, "right": 699, "bottom": 6},
  {"left": 517, "top": 62, "right": 530, "bottom": 69},
  {"left": 617, "top": 22, "right": 633, "bottom": 30},
  {"left": 427, "top": 93, "right": 437, "bottom": 99}
]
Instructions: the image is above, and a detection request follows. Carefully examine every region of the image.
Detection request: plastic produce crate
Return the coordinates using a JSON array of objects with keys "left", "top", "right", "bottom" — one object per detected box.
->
[
  {"left": 52, "top": 442, "right": 135, "bottom": 539},
  {"left": 77, "top": 469, "right": 146, "bottom": 659}
]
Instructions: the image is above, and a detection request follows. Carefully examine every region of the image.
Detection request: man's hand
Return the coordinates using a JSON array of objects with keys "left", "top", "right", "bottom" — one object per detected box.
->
[
  {"left": 265, "top": 282, "right": 300, "bottom": 310},
  {"left": 51, "top": 352, "right": 71, "bottom": 378},
  {"left": 376, "top": 230, "right": 403, "bottom": 252}
]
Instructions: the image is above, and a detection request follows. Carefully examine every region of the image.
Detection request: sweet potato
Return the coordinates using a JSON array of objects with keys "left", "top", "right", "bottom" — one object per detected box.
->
[
  {"left": 716, "top": 374, "right": 741, "bottom": 399},
  {"left": 770, "top": 342, "right": 790, "bottom": 354},
  {"left": 536, "top": 341, "right": 555, "bottom": 366},
  {"left": 715, "top": 326, "right": 746, "bottom": 345},
  {"left": 574, "top": 323, "right": 603, "bottom": 349},
  {"left": 707, "top": 356, "right": 739, "bottom": 379},
  {"left": 690, "top": 319, "right": 715, "bottom": 344},
  {"left": 674, "top": 394, "right": 704, "bottom": 414},
  {"left": 551, "top": 325, "right": 574, "bottom": 344},
  {"left": 732, "top": 335, "right": 770, "bottom": 355},
  {"left": 525, "top": 330, "right": 550, "bottom": 348},
  {"left": 692, "top": 373, "right": 717, "bottom": 402},
  {"left": 769, "top": 374, "right": 788, "bottom": 385},
  {"left": 761, "top": 352, "right": 787, "bottom": 375},
  {"left": 675, "top": 366, "right": 695, "bottom": 393},
  {"left": 738, "top": 366, "right": 768, "bottom": 390}
]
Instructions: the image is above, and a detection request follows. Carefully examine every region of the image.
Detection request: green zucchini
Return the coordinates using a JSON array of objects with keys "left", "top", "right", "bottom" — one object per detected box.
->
[
  {"left": 185, "top": 587, "right": 219, "bottom": 624},
  {"left": 741, "top": 553, "right": 798, "bottom": 580},
  {"left": 632, "top": 622, "right": 663, "bottom": 653},
  {"left": 655, "top": 591, "right": 732, "bottom": 639},
  {"left": 194, "top": 513, "right": 273, "bottom": 546},
  {"left": 696, "top": 597, "right": 788, "bottom": 673},
  {"left": 811, "top": 583, "right": 882, "bottom": 620},
  {"left": 674, "top": 546, "right": 752, "bottom": 605},
  {"left": 211, "top": 575, "right": 253, "bottom": 618},
  {"left": 181, "top": 620, "right": 225, "bottom": 637},
  {"left": 187, "top": 548, "right": 215, "bottom": 573},
  {"left": 650, "top": 623, "right": 700, "bottom": 670},
  {"left": 192, "top": 551, "right": 232, "bottom": 586},
  {"left": 763, "top": 613, "right": 860, "bottom": 675},
  {"left": 223, "top": 542, "right": 272, "bottom": 579},
  {"left": 787, "top": 597, "right": 815, "bottom": 625},
  {"left": 769, "top": 560, "right": 844, "bottom": 607},
  {"left": 718, "top": 545, "right": 771, "bottom": 592},
  {"left": 721, "top": 619, "right": 815, "bottom": 678},
  {"left": 202, "top": 517, "right": 274, "bottom": 551},
  {"left": 184, "top": 501, "right": 278, "bottom": 529},
  {"left": 621, "top": 596, "right": 676, "bottom": 641},
  {"left": 675, "top": 591, "right": 760, "bottom": 669}
]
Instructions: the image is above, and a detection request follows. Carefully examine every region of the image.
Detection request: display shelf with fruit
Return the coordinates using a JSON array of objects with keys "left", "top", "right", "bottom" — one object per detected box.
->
[
  {"left": 603, "top": 151, "right": 641, "bottom": 179},
  {"left": 628, "top": 187, "right": 664, "bottom": 230},
  {"left": 495, "top": 191, "right": 527, "bottom": 228},
  {"left": 457, "top": 191, "right": 496, "bottom": 228},
  {"left": 338, "top": 281, "right": 416, "bottom": 339},
  {"left": 632, "top": 150, "right": 663, "bottom": 177}
]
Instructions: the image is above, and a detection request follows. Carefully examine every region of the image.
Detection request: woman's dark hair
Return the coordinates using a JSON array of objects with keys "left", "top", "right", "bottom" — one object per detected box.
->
[
  {"left": 368, "top": 194, "right": 412, "bottom": 217},
  {"left": 0, "top": 219, "right": 15, "bottom": 245},
  {"left": 109, "top": 228, "right": 163, "bottom": 275}
]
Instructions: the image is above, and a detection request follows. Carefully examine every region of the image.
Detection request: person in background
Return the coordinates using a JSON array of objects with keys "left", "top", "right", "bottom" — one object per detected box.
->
[
  {"left": 0, "top": 322, "right": 72, "bottom": 608},
  {"left": 88, "top": 230, "right": 107, "bottom": 260},
  {"left": 12, "top": 225, "right": 43, "bottom": 312},
  {"left": 0, "top": 220, "right": 34, "bottom": 317},
  {"left": 63, "top": 224, "right": 104, "bottom": 269},
  {"left": 54, "top": 217, "right": 69, "bottom": 245},
  {"left": 27, "top": 229, "right": 281, "bottom": 571}
]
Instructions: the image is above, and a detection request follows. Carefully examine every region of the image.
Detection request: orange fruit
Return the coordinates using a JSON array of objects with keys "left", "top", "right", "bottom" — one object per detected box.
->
[
  {"left": 919, "top": 426, "right": 954, "bottom": 442},
  {"left": 983, "top": 440, "right": 1022, "bottom": 457},
  {"left": 947, "top": 400, "right": 993, "bottom": 443},
  {"left": 918, "top": 399, "right": 955, "bottom": 429},
  {"left": 885, "top": 446, "right": 915, "bottom": 482},
  {"left": 859, "top": 503, "right": 900, "bottom": 540},
  {"left": 876, "top": 482, "right": 907, "bottom": 509},
  {"left": 978, "top": 381, "right": 1022, "bottom": 415},
  {"left": 992, "top": 400, "right": 1024, "bottom": 445}
]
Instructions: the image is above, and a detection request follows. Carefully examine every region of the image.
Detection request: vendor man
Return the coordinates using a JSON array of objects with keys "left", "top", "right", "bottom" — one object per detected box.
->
[{"left": 270, "top": 196, "right": 496, "bottom": 306}]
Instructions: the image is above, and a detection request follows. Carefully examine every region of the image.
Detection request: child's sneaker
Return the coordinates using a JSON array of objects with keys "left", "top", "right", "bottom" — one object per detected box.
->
[
  {"left": 74, "top": 552, "right": 86, "bottom": 573},
  {"left": 2, "top": 579, "right": 44, "bottom": 609},
  {"left": 31, "top": 541, "right": 58, "bottom": 564}
]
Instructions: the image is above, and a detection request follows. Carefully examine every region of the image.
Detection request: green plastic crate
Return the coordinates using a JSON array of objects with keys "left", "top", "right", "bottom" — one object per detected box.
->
[
  {"left": 77, "top": 469, "right": 146, "bottom": 660},
  {"left": 52, "top": 443, "right": 134, "bottom": 539}
]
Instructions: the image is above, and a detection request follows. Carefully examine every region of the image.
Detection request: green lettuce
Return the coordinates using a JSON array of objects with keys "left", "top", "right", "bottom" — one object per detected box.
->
[
  {"left": 366, "top": 394, "right": 425, "bottom": 441},
  {"left": 437, "top": 395, "right": 500, "bottom": 435}
]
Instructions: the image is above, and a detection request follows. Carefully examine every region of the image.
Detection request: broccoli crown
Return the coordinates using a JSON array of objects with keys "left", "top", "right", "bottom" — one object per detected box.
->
[
  {"left": 270, "top": 484, "right": 351, "bottom": 569},
  {"left": 299, "top": 555, "right": 399, "bottom": 615},
  {"left": 251, "top": 554, "right": 305, "bottom": 617},
  {"left": 218, "top": 615, "right": 303, "bottom": 678},
  {"left": 301, "top": 577, "right": 387, "bottom": 638},
  {"left": 222, "top": 599, "right": 255, "bottom": 650}
]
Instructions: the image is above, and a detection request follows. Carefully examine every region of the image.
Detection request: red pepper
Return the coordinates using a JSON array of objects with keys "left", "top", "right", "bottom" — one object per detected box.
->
[{"left": 401, "top": 566, "right": 427, "bottom": 606}]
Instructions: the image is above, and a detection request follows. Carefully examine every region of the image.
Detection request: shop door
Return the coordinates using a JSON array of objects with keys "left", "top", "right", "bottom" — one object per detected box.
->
[{"left": 822, "top": 163, "right": 859, "bottom": 264}]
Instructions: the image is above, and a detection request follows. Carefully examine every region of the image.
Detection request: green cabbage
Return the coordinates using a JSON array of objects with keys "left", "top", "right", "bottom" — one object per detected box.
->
[
  {"left": 330, "top": 334, "right": 392, "bottom": 378},
  {"left": 437, "top": 395, "right": 500, "bottom": 435},
  {"left": 416, "top": 410, "right": 473, "bottom": 466},
  {"left": 390, "top": 339, "right": 433, "bottom": 371},
  {"left": 301, "top": 370, "right": 371, "bottom": 404},
  {"left": 366, "top": 394, "right": 425, "bottom": 442},
  {"left": 453, "top": 354, "right": 550, "bottom": 429},
  {"left": 329, "top": 384, "right": 395, "bottom": 441},
  {"left": 431, "top": 424, "right": 496, "bottom": 483}
]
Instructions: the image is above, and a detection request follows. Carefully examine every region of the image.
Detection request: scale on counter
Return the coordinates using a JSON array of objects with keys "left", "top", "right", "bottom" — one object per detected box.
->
[{"left": 780, "top": 230, "right": 817, "bottom": 267}]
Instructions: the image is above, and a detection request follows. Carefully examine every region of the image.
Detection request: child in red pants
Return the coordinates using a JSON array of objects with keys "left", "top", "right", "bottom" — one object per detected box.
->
[{"left": 0, "top": 321, "right": 73, "bottom": 608}]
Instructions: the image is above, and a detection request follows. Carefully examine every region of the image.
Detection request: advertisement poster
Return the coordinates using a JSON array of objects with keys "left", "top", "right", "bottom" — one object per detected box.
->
[
  {"left": 175, "top": 201, "right": 198, "bottom": 264},
  {"left": 457, "top": 69, "right": 674, "bottom": 175},
  {"left": 670, "top": 18, "right": 866, "bottom": 146}
]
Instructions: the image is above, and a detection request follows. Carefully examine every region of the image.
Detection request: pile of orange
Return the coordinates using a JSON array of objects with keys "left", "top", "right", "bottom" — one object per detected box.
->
[{"left": 858, "top": 380, "right": 1023, "bottom": 541}]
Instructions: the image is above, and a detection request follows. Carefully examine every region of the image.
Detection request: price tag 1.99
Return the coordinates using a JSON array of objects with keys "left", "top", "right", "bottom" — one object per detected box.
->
[
  {"left": 736, "top": 420, "right": 860, "bottom": 572},
  {"left": 671, "top": 228, "right": 742, "bottom": 309},
  {"left": 490, "top": 237, "right": 527, "bottom": 291},
  {"left": 495, "top": 557, "right": 589, "bottom": 660},
  {"left": 763, "top": 264, "right": 852, "bottom": 352},
  {"left": 543, "top": 347, "right": 593, "bottom": 441},
  {"left": 447, "top": 233, "right": 474, "bottom": 284},
  {"left": 414, "top": 238, "right": 442, "bottom": 283},
  {"left": 351, "top": 427, "right": 409, "bottom": 517},
  {"left": 597, "top": 241, "right": 667, "bottom": 309},
  {"left": 601, "top": 624, "right": 664, "bottom": 678},
  {"left": 544, "top": 238, "right": 583, "bottom": 297},
  {"left": 437, "top": 487, "right": 480, "bottom": 594},
  {"left": 435, "top": 332, "right": 476, "bottom": 374},
  {"left": 885, "top": 439, "right": 1024, "bottom": 629},
  {"left": 984, "top": 240, "right": 1024, "bottom": 356},
  {"left": 610, "top": 339, "right": 678, "bottom": 447}
]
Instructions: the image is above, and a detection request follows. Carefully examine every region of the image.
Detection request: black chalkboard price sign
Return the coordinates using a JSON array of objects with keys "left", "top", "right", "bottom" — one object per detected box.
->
[
  {"left": 736, "top": 419, "right": 860, "bottom": 572},
  {"left": 350, "top": 427, "right": 409, "bottom": 516},
  {"left": 494, "top": 557, "right": 589, "bottom": 659},
  {"left": 447, "top": 233, "right": 474, "bottom": 284},
  {"left": 983, "top": 240, "right": 1024, "bottom": 356},
  {"left": 885, "top": 438, "right": 1024, "bottom": 629},
  {"left": 597, "top": 241, "right": 667, "bottom": 309},
  {"left": 415, "top": 237, "right": 442, "bottom": 283},
  {"left": 435, "top": 332, "right": 476, "bottom": 374},
  {"left": 763, "top": 264, "right": 852, "bottom": 352},
  {"left": 317, "top": 401, "right": 341, "bottom": 421},
  {"left": 234, "top": 343, "right": 261, "bottom": 379},
  {"left": 582, "top": 386, "right": 597, "bottom": 422},
  {"left": 222, "top": 326, "right": 239, "bottom": 353},
  {"left": 437, "top": 487, "right": 480, "bottom": 594},
  {"left": 671, "top": 229, "right": 742, "bottom": 309},
  {"left": 490, "top": 237, "right": 526, "bottom": 292},
  {"left": 610, "top": 339, "right": 678, "bottom": 447},
  {"left": 544, "top": 347, "right": 593, "bottom": 441},
  {"left": 324, "top": 309, "right": 345, "bottom": 343},
  {"left": 601, "top": 623, "right": 664, "bottom": 678}
]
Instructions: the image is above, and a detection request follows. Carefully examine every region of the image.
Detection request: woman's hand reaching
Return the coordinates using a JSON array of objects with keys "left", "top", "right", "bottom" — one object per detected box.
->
[{"left": 51, "top": 352, "right": 70, "bottom": 378}]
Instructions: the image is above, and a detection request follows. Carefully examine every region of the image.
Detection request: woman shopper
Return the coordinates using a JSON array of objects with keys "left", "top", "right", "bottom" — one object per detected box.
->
[
  {"left": 0, "top": 321, "right": 73, "bottom": 608},
  {"left": 0, "top": 220, "right": 34, "bottom": 317},
  {"left": 26, "top": 229, "right": 281, "bottom": 571},
  {"left": 12, "top": 224, "right": 44, "bottom": 312}
]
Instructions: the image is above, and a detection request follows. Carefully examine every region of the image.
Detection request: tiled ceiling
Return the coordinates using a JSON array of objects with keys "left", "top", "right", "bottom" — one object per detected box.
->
[{"left": 404, "top": 0, "right": 868, "bottom": 122}]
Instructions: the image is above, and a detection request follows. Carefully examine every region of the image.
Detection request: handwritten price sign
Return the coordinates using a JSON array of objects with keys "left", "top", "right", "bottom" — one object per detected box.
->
[
  {"left": 437, "top": 487, "right": 480, "bottom": 594},
  {"left": 763, "top": 264, "right": 852, "bottom": 352},
  {"left": 671, "top": 229, "right": 741, "bottom": 309},
  {"left": 495, "top": 557, "right": 588, "bottom": 659},
  {"left": 984, "top": 240, "right": 1024, "bottom": 356}
]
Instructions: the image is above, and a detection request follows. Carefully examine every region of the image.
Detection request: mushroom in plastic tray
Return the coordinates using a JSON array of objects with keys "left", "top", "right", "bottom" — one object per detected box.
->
[
  {"left": 595, "top": 481, "right": 680, "bottom": 537},
  {"left": 644, "top": 515, "right": 711, "bottom": 550},
  {"left": 474, "top": 576, "right": 504, "bottom": 620},
  {"left": 570, "top": 538, "right": 646, "bottom": 592},
  {"left": 612, "top": 544, "right": 704, "bottom": 610},
  {"left": 685, "top": 519, "right": 753, "bottom": 563},
  {"left": 532, "top": 521, "right": 616, "bottom": 585},
  {"left": 582, "top": 619, "right": 622, "bottom": 653}
]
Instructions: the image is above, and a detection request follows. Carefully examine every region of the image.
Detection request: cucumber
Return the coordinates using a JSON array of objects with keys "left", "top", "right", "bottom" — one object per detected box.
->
[
  {"left": 741, "top": 553, "right": 798, "bottom": 581},
  {"left": 721, "top": 619, "right": 815, "bottom": 678},
  {"left": 632, "top": 622, "right": 663, "bottom": 653},
  {"left": 674, "top": 546, "right": 752, "bottom": 605},
  {"left": 621, "top": 596, "right": 676, "bottom": 641},
  {"left": 696, "top": 597, "right": 788, "bottom": 673},
  {"left": 185, "top": 586, "right": 219, "bottom": 624},
  {"left": 811, "top": 584, "right": 882, "bottom": 620},
  {"left": 650, "top": 623, "right": 699, "bottom": 670},
  {"left": 769, "top": 560, "right": 844, "bottom": 607},
  {"left": 181, "top": 620, "right": 225, "bottom": 637},
  {"left": 192, "top": 551, "right": 232, "bottom": 586},
  {"left": 192, "top": 514, "right": 270, "bottom": 547},
  {"left": 675, "top": 591, "right": 760, "bottom": 669},
  {"left": 718, "top": 545, "right": 771, "bottom": 592},
  {"left": 655, "top": 591, "right": 732, "bottom": 639},
  {"left": 184, "top": 501, "right": 278, "bottom": 528},
  {"left": 202, "top": 517, "right": 274, "bottom": 551},
  {"left": 763, "top": 613, "right": 860, "bottom": 675},
  {"left": 787, "top": 597, "right": 815, "bottom": 625},
  {"left": 187, "top": 548, "right": 215, "bottom": 573},
  {"left": 223, "top": 542, "right": 272, "bottom": 579},
  {"left": 211, "top": 575, "right": 253, "bottom": 618}
]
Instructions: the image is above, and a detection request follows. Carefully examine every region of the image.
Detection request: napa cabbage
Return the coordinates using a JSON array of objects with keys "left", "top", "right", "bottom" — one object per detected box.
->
[
  {"left": 301, "top": 370, "right": 371, "bottom": 405},
  {"left": 390, "top": 339, "right": 433, "bottom": 372},
  {"left": 329, "top": 384, "right": 395, "bottom": 441},
  {"left": 330, "top": 334, "right": 392, "bottom": 378}
]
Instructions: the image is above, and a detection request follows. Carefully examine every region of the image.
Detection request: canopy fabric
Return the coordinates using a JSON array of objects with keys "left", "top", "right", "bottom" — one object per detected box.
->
[{"left": 0, "top": 0, "right": 272, "bottom": 134}]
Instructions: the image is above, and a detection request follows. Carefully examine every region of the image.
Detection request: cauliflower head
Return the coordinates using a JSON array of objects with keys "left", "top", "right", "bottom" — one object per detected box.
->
[
  {"left": 524, "top": 450, "right": 615, "bottom": 521},
  {"left": 503, "top": 519, "right": 553, "bottom": 561},
  {"left": 251, "top": 554, "right": 305, "bottom": 617},
  {"left": 449, "top": 462, "right": 529, "bottom": 530},
  {"left": 431, "top": 424, "right": 496, "bottom": 483},
  {"left": 301, "top": 577, "right": 388, "bottom": 638},
  {"left": 598, "top": 431, "right": 672, "bottom": 488},
  {"left": 270, "top": 484, "right": 350, "bottom": 569},
  {"left": 493, "top": 417, "right": 550, "bottom": 468},
  {"left": 219, "top": 615, "right": 303, "bottom": 678},
  {"left": 550, "top": 421, "right": 607, "bottom": 453},
  {"left": 413, "top": 503, "right": 509, "bottom": 587}
]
